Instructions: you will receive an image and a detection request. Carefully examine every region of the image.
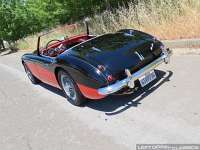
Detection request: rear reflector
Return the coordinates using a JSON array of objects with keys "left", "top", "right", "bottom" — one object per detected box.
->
[{"left": 107, "top": 75, "right": 114, "bottom": 82}]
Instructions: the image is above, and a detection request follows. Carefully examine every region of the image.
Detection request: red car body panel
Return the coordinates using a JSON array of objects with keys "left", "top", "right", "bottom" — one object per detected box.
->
[
  {"left": 26, "top": 62, "right": 60, "bottom": 89},
  {"left": 77, "top": 83, "right": 106, "bottom": 100},
  {"left": 26, "top": 62, "right": 105, "bottom": 99}
]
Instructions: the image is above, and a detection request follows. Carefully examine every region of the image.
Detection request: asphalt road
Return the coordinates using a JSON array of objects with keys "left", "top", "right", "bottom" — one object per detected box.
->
[{"left": 0, "top": 51, "right": 200, "bottom": 150}]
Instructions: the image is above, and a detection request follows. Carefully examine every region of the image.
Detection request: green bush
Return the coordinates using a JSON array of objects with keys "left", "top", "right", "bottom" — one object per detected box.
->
[{"left": 0, "top": 0, "right": 132, "bottom": 44}]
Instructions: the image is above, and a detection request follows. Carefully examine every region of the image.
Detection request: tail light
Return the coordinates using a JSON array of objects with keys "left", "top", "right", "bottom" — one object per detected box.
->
[
  {"left": 107, "top": 75, "right": 114, "bottom": 82},
  {"left": 97, "top": 65, "right": 115, "bottom": 82}
]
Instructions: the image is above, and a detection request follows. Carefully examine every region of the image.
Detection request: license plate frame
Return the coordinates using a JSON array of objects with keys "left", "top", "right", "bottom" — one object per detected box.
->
[{"left": 139, "top": 70, "right": 157, "bottom": 87}]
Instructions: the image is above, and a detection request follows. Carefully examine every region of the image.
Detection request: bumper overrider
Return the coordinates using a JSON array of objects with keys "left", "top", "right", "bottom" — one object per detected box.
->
[{"left": 98, "top": 48, "right": 172, "bottom": 96}]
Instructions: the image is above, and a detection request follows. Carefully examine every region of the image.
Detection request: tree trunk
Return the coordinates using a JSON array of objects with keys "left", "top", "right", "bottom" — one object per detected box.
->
[{"left": 0, "top": 39, "right": 5, "bottom": 50}]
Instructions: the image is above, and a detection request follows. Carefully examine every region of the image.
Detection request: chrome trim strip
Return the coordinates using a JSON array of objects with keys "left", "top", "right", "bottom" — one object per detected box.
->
[{"left": 98, "top": 49, "right": 172, "bottom": 95}]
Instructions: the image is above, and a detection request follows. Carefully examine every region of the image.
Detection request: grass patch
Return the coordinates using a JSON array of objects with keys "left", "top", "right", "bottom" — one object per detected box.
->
[
  {"left": 89, "top": 0, "right": 200, "bottom": 40},
  {"left": 17, "top": 0, "right": 200, "bottom": 51},
  {"left": 17, "top": 24, "right": 85, "bottom": 51}
]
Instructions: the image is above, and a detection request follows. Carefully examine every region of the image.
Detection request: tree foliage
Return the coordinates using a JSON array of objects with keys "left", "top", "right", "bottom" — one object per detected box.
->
[{"left": 0, "top": 0, "right": 131, "bottom": 43}]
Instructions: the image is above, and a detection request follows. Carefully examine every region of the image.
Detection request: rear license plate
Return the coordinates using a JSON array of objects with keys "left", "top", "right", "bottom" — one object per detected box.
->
[{"left": 139, "top": 70, "right": 157, "bottom": 87}]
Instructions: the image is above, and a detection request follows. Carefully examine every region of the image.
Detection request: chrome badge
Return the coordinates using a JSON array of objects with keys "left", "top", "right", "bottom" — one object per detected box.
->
[
  {"left": 150, "top": 43, "right": 154, "bottom": 51},
  {"left": 134, "top": 51, "right": 144, "bottom": 61}
]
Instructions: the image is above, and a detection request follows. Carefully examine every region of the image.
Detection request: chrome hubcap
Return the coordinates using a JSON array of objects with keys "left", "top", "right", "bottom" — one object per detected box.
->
[{"left": 61, "top": 74, "right": 76, "bottom": 101}]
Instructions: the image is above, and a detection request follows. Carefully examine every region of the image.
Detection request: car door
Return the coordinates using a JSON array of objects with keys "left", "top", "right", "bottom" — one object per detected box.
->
[
  {"left": 35, "top": 56, "right": 60, "bottom": 88},
  {"left": 24, "top": 54, "right": 41, "bottom": 80}
]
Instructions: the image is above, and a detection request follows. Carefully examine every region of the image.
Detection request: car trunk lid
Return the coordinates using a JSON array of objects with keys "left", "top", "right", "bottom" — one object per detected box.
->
[{"left": 68, "top": 32, "right": 162, "bottom": 81}]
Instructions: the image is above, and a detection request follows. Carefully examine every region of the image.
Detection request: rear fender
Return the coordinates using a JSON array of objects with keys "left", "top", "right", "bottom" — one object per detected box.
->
[{"left": 56, "top": 55, "right": 108, "bottom": 89}]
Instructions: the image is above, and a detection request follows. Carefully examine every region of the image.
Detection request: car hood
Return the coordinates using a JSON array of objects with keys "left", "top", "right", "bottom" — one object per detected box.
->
[{"left": 67, "top": 32, "right": 162, "bottom": 79}]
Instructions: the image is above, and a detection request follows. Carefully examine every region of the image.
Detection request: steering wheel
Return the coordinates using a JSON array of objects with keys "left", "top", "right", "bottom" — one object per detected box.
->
[
  {"left": 46, "top": 39, "right": 62, "bottom": 50},
  {"left": 44, "top": 39, "right": 67, "bottom": 57}
]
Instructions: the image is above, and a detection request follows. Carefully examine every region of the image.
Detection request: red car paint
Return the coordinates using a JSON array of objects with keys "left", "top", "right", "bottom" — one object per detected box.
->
[
  {"left": 26, "top": 62, "right": 105, "bottom": 99},
  {"left": 25, "top": 34, "right": 106, "bottom": 100},
  {"left": 26, "top": 62, "right": 60, "bottom": 89},
  {"left": 26, "top": 63, "right": 40, "bottom": 78},
  {"left": 42, "top": 34, "right": 89, "bottom": 52},
  {"left": 77, "top": 84, "right": 106, "bottom": 100}
]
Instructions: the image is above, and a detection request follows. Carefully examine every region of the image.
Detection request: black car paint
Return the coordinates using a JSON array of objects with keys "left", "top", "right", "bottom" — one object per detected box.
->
[
  {"left": 22, "top": 52, "right": 108, "bottom": 89},
  {"left": 22, "top": 29, "right": 163, "bottom": 91},
  {"left": 66, "top": 31, "right": 163, "bottom": 81}
]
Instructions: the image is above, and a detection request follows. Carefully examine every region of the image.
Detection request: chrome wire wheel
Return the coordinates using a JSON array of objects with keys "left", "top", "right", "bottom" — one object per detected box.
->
[
  {"left": 58, "top": 70, "right": 86, "bottom": 106},
  {"left": 60, "top": 74, "right": 77, "bottom": 101}
]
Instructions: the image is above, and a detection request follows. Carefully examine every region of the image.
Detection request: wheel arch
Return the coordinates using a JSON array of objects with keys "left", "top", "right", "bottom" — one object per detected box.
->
[
  {"left": 54, "top": 67, "right": 67, "bottom": 86},
  {"left": 22, "top": 59, "right": 26, "bottom": 66}
]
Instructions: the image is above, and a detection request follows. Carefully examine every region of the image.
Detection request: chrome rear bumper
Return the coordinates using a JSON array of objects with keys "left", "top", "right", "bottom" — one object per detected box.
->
[{"left": 98, "top": 49, "right": 172, "bottom": 96}]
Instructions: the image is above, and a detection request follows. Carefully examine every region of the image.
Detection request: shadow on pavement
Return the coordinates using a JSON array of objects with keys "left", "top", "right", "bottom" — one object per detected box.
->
[
  {"left": 39, "top": 82, "right": 65, "bottom": 97},
  {"left": 38, "top": 69, "right": 173, "bottom": 115},
  {"left": 0, "top": 47, "right": 19, "bottom": 56},
  {"left": 86, "top": 70, "right": 173, "bottom": 115}
]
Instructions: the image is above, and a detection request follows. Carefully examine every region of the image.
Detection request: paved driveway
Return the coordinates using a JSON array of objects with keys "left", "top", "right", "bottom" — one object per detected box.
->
[{"left": 0, "top": 52, "right": 200, "bottom": 150}]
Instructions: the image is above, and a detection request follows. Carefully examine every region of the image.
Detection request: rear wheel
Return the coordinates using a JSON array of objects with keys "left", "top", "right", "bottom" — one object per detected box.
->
[
  {"left": 23, "top": 63, "right": 40, "bottom": 84},
  {"left": 58, "top": 70, "right": 86, "bottom": 106}
]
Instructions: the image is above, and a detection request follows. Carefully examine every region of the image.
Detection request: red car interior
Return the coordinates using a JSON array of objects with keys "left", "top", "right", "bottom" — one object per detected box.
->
[{"left": 41, "top": 34, "right": 95, "bottom": 57}]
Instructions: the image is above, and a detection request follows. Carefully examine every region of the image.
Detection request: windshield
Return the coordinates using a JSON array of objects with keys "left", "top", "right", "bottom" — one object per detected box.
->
[{"left": 39, "top": 24, "right": 85, "bottom": 50}]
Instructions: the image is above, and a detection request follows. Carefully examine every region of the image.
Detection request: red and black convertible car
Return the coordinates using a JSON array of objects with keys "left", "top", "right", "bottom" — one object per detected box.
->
[{"left": 22, "top": 24, "right": 172, "bottom": 106}]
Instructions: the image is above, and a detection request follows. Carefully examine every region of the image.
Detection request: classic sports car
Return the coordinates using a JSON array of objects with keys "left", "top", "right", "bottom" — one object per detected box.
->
[{"left": 22, "top": 24, "right": 172, "bottom": 106}]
